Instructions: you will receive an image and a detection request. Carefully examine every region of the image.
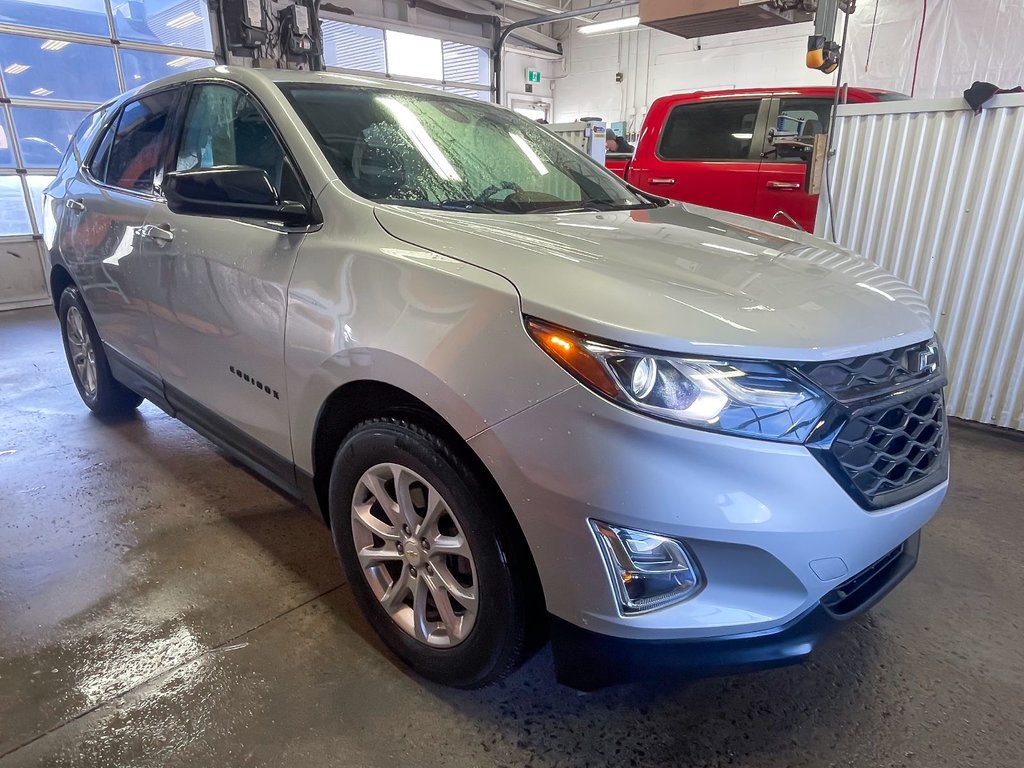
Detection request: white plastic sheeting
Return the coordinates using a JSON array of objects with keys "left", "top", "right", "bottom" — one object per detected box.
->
[
  {"left": 844, "top": 0, "right": 1024, "bottom": 98},
  {"left": 818, "top": 94, "right": 1024, "bottom": 430}
]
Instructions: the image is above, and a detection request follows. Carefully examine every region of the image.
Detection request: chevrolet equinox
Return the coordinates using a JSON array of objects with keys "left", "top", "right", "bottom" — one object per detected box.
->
[{"left": 43, "top": 67, "right": 949, "bottom": 689}]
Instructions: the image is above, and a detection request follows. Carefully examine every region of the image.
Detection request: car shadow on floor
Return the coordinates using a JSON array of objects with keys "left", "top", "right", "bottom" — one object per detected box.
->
[
  {"left": 104, "top": 408, "right": 896, "bottom": 767},
  {"left": 307, "top": 584, "right": 891, "bottom": 768}
]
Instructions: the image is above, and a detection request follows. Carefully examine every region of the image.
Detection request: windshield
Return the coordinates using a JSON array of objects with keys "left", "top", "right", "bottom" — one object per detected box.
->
[{"left": 280, "top": 83, "right": 652, "bottom": 213}]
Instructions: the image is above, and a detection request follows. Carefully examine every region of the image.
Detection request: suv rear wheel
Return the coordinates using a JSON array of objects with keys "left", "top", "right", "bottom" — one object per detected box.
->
[
  {"left": 328, "top": 418, "right": 533, "bottom": 688},
  {"left": 58, "top": 287, "right": 142, "bottom": 417}
]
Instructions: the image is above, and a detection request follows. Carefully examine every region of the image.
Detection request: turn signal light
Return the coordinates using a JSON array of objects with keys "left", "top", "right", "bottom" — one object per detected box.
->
[{"left": 526, "top": 318, "right": 619, "bottom": 397}]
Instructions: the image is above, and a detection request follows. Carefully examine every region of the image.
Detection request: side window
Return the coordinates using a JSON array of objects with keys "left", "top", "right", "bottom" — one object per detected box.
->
[
  {"left": 176, "top": 84, "right": 304, "bottom": 202},
  {"left": 102, "top": 90, "right": 178, "bottom": 192},
  {"left": 88, "top": 118, "right": 117, "bottom": 182},
  {"left": 658, "top": 100, "right": 761, "bottom": 161},
  {"left": 773, "top": 98, "right": 833, "bottom": 161}
]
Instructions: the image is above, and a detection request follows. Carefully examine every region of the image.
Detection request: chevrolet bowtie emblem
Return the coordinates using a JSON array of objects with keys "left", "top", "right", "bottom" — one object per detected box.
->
[{"left": 910, "top": 345, "right": 938, "bottom": 375}]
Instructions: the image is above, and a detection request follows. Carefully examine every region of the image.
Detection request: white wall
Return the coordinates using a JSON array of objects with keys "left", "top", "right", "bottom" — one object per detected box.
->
[
  {"left": 553, "top": 0, "right": 1024, "bottom": 132},
  {"left": 553, "top": 21, "right": 832, "bottom": 134},
  {"left": 503, "top": 49, "right": 556, "bottom": 106}
]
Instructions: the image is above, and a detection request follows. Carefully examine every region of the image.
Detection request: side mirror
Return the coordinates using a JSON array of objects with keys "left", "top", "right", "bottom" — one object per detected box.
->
[{"left": 164, "top": 166, "right": 311, "bottom": 226}]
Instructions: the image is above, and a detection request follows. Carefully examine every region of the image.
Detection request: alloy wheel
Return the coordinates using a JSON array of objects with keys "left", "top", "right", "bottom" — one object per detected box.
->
[
  {"left": 66, "top": 305, "right": 97, "bottom": 397},
  {"left": 351, "top": 462, "right": 479, "bottom": 647}
]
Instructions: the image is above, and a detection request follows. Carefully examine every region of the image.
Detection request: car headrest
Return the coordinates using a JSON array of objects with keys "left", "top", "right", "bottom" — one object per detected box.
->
[
  {"left": 352, "top": 139, "right": 406, "bottom": 198},
  {"left": 802, "top": 119, "right": 824, "bottom": 138}
]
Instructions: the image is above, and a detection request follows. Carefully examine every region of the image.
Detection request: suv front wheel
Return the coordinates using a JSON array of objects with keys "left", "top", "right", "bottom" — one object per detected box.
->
[{"left": 329, "top": 418, "right": 534, "bottom": 688}]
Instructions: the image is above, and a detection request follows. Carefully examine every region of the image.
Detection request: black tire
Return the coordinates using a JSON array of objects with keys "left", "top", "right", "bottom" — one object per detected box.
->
[
  {"left": 329, "top": 417, "right": 534, "bottom": 688},
  {"left": 58, "top": 286, "right": 143, "bottom": 417}
]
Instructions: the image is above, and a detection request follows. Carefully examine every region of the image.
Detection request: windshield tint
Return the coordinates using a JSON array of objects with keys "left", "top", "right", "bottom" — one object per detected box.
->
[{"left": 281, "top": 83, "right": 651, "bottom": 213}]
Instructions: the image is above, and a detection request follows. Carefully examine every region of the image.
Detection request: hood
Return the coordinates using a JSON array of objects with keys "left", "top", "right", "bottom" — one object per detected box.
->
[{"left": 373, "top": 202, "right": 935, "bottom": 362}]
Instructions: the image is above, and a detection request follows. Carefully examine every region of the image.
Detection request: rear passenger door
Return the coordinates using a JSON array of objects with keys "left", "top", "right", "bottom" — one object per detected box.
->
[
  {"left": 754, "top": 97, "right": 833, "bottom": 232},
  {"left": 630, "top": 98, "right": 767, "bottom": 216},
  {"left": 62, "top": 88, "right": 181, "bottom": 379}
]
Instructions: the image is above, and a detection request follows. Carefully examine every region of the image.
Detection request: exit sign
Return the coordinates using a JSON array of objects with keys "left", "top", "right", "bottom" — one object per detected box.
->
[{"left": 526, "top": 69, "right": 542, "bottom": 84}]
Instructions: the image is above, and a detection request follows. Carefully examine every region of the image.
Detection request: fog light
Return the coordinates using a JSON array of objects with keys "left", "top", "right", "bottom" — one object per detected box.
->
[{"left": 591, "top": 521, "right": 701, "bottom": 613}]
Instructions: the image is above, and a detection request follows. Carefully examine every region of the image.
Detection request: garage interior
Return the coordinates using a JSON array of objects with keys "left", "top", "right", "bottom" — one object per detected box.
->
[{"left": 2, "top": 1, "right": 1023, "bottom": 766}]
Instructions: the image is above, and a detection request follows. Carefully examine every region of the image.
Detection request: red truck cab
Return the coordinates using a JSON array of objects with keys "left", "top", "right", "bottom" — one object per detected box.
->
[{"left": 619, "top": 87, "right": 902, "bottom": 232}]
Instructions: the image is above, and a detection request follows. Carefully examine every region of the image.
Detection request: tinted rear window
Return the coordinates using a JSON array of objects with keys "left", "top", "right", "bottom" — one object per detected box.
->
[{"left": 658, "top": 100, "right": 761, "bottom": 161}]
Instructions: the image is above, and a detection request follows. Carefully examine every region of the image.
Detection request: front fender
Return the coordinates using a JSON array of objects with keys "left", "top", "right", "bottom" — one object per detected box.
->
[{"left": 284, "top": 232, "right": 574, "bottom": 473}]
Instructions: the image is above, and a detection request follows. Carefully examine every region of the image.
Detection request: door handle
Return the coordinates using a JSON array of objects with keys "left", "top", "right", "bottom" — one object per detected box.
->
[
  {"left": 649, "top": 178, "right": 676, "bottom": 185},
  {"left": 65, "top": 198, "right": 85, "bottom": 213},
  {"left": 140, "top": 224, "right": 174, "bottom": 243},
  {"left": 766, "top": 181, "right": 802, "bottom": 190}
]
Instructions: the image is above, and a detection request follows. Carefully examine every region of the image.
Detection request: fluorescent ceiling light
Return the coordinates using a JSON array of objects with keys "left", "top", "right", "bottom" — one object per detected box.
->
[
  {"left": 509, "top": 133, "right": 549, "bottom": 176},
  {"left": 377, "top": 96, "right": 461, "bottom": 182},
  {"left": 578, "top": 16, "right": 640, "bottom": 35},
  {"left": 40, "top": 39, "right": 70, "bottom": 51},
  {"left": 30, "top": 87, "right": 53, "bottom": 96},
  {"left": 166, "top": 11, "right": 201, "bottom": 29},
  {"left": 166, "top": 55, "right": 196, "bottom": 68},
  {"left": 732, "top": 133, "right": 753, "bottom": 140},
  {"left": 4, "top": 63, "right": 30, "bottom": 75}
]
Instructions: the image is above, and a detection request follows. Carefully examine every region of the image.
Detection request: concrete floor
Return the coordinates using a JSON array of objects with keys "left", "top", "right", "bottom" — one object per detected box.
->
[{"left": 1, "top": 305, "right": 1022, "bottom": 768}]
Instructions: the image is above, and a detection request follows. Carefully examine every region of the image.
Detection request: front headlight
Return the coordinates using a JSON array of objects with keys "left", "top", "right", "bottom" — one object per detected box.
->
[{"left": 526, "top": 317, "right": 828, "bottom": 443}]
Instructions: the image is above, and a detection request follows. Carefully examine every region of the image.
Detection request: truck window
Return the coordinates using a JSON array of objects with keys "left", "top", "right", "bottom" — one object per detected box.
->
[
  {"left": 773, "top": 98, "right": 833, "bottom": 162},
  {"left": 658, "top": 100, "right": 761, "bottom": 161}
]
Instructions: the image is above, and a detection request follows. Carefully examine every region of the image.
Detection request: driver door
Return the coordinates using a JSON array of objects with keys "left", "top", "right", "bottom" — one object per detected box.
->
[{"left": 146, "top": 82, "right": 311, "bottom": 481}]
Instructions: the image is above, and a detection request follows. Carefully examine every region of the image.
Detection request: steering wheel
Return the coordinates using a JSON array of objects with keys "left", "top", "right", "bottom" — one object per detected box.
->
[{"left": 477, "top": 181, "right": 524, "bottom": 202}]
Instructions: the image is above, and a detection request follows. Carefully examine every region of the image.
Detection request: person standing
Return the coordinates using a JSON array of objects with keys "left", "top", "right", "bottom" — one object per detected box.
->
[{"left": 605, "top": 129, "right": 634, "bottom": 154}]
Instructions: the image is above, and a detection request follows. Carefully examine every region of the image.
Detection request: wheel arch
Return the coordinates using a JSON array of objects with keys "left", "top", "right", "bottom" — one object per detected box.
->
[
  {"left": 49, "top": 263, "right": 76, "bottom": 310},
  {"left": 309, "top": 379, "right": 548, "bottom": 617}
]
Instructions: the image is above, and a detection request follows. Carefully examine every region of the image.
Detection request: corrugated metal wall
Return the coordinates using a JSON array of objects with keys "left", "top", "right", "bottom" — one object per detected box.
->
[{"left": 819, "top": 94, "right": 1024, "bottom": 431}]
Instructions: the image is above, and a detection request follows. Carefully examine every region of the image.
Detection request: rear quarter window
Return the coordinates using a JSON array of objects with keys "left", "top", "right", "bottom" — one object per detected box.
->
[{"left": 658, "top": 99, "right": 762, "bottom": 161}]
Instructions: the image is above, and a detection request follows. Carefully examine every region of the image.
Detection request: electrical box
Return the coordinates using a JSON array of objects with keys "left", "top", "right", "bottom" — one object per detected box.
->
[
  {"left": 546, "top": 121, "right": 607, "bottom": 164},
  {"left": 221, "top": 0, "right": 268, "bottom": 51},
  {"left": 281, "top": 2, "right": 321, "bottom": 59},
  {"left": 640, "top": 0, "right": 813, "bottom": 38}
]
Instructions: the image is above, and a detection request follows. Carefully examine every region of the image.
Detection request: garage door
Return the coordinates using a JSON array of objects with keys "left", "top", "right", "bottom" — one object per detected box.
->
[{"left": 0, "top": 0, "right": 215, "bottom": 310}]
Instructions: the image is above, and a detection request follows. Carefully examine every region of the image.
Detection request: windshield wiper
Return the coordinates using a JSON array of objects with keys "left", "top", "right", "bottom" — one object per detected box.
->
[
  {"left": 378, "top": 199, "right": 507, "bottom": 214},
  {"left": 543, "top": 199, "right": 657, "bottom": 213},
  {"left": 436, "top": 199, "right": 507, "bottom": 213}
]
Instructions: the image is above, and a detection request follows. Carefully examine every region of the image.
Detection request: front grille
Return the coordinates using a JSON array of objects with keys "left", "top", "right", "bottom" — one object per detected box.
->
[
  {"left": 799, "top": 338, "right": 940, "bottom": 403},
  {"left": 828, "top": 390, "right": 947, "bottom": 507}
]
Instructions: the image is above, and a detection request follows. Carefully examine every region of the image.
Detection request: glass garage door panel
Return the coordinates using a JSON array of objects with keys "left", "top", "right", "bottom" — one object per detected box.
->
[
  {"left": 385, "top": 30, "right": 442, "bottom": 80},
  {"left": 0, "top": 33, "right": 119, "bottom": 103},
  {"left": 113, "top": 0, "right": 214, "bottom": 52},
  {"left": 0, "top": 176, "right": 32, "bottom": 236},
  {"left": 25, "top": 173, "right": 54, "bottom": 224},
  {"left": 120, "top": 49, "right": 213, "bottom": 88},
  {"left": 0, "top": 111, "right": 15, "bottom": 167},
  {"left": 442, "top": 41, "right": 488, "bottom": 86},
  {"left": 10, "top": 107, "right": 91, "bottom": 168},
  {"left": 0, "top": 0, "right": 110, "bottom": 38},
  {"left": 321, "top": 21, "right": 386, "bottom": 73}
]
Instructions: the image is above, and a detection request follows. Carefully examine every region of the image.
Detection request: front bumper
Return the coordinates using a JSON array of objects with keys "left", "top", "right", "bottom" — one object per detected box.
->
[
  {"left": 550, "top": 531, "right": 920, "bottom": 690},
  {"left": 469, "top": 383, "right": 945, "bottom": 649}
]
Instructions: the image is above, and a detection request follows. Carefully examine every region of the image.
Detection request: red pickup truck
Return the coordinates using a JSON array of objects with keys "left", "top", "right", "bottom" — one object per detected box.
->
[{"left": 608, "top": 86, "right": 903, "bottom": 232}]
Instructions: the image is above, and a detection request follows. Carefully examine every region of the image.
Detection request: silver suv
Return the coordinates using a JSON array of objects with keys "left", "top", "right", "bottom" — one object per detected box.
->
[{"left": 44, "top": 68, "right": 949, "bottom": 690}]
